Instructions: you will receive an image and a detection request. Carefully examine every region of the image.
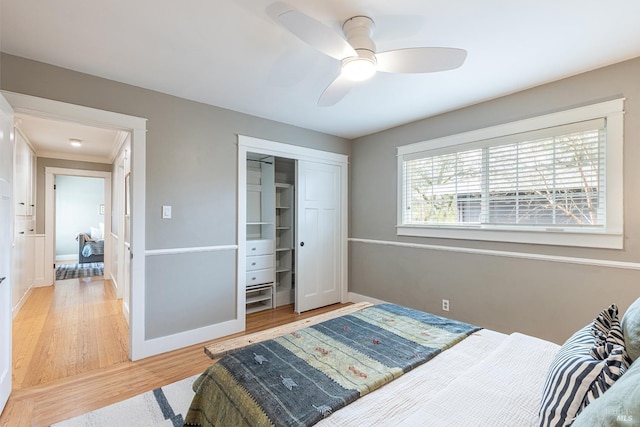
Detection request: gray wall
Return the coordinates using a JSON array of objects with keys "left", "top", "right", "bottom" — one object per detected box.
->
[
  {"left": 1, "top": 54, "right": 351, "bottom": 342},
  {"left": 9, "top": 51, "right": 639, "bottom": 348},
  {"left": 351, "top": 57, "right": 640, "bottom": 344},
  {"left": 35, "top": 157, "right": 112, "bottom": 233}
]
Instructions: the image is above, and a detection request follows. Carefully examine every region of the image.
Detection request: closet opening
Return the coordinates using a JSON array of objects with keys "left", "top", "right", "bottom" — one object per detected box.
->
[
  {"left": 238, "top": 135, "right": 348, "bottom": 320},
  {"left": 245, "top": 154, "right": 296, "bottom": 314}
]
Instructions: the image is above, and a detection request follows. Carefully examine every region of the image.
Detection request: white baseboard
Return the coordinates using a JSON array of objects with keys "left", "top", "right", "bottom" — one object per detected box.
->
[
  {"left": 131, "top": 318, "right": 245, "bottom": 361},
  {"left": 348, "top": 292, "right": 388, "bottom": 305},
  {"left": 33, "top": 277, "right": 51, "bottom": 287},
  {"left": 122, "top": 301, "right": 130, "bottom": 326},
  {"left": 12, "top": 285, "right": 34, "bottom": 319},
  {"left": 109, "top": 271, "right": 118, "bottom": 286},
  {"left": 108, "top": 272, "right": 118, "bottom": 291}
]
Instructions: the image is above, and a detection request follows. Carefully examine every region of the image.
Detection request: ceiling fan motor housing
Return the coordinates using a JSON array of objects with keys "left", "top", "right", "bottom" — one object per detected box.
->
[{"left": 342, "top": 16, "right": 376, "bottom": 62}]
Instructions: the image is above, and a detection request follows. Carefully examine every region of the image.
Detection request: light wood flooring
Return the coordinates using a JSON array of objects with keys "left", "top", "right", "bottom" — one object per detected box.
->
[{"left": 0, "top": 276, "right": 349, "bottom": 426}]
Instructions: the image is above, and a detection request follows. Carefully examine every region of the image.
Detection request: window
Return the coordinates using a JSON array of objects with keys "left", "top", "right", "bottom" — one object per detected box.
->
[{"left": 397, "top": 99, "right": 624, "bottom": 248}]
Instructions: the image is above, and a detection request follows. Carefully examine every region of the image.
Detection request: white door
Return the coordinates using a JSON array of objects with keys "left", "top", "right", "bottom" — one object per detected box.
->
[
  {"left": 295, "top": 160, "right": 342, "bottom": 313},
  {"left": 0, "top": 95, "right": 14, "bottom": 413}
]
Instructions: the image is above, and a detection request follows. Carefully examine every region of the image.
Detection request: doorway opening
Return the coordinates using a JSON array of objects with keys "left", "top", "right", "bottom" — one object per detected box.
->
[
  {"left": 3, "top": 89, "right": 147, "bottom": 365},
  {"left": 54, "top": 174, "right": 106, "bottom": 281},
  {"left": 45, "top": 168, "right": 113, "bottom": 285}
]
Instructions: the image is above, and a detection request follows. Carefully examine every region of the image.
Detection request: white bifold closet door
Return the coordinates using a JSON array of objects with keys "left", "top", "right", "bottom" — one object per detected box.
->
[{"left": 295, "top": 160, "right": 342, "bottom": 313}]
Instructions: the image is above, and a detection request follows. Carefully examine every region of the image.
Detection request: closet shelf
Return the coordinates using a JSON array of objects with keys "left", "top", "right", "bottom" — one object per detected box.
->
[{"left": 246, "top": 293, "right": 273, "bottom": 304}]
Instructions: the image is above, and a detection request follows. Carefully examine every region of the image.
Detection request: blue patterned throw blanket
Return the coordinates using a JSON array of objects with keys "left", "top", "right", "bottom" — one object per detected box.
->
[
  {"left": 184, "top": 304, "right": 481, "bottom": 427},
  {"left": 82, "top": 240, "right": 104, "bottom": 257}
]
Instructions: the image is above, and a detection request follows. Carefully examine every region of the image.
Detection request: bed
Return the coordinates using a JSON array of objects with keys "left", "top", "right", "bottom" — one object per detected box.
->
[
  {"left": 77, "top": 232, "right": 104, "bottom": 264},
  {"left": 185, "top": 299, "right": 640, "bottom": 427}
]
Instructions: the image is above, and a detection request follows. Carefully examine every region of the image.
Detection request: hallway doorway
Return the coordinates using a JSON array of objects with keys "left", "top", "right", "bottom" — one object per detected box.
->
[
  {"left": 2, "top": 90, "right": 147, "bottom": 363},
  {"left": 54, "top": 174, "right": 106, "bottom": 281}
]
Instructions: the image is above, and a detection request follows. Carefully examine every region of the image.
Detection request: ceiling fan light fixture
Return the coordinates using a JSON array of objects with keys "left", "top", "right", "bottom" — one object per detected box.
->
[
  {"left": 274, "top": 6, "right": 466, "bottom": 106},
  {"left": 342, "top": 52, "right": 376, "bottom": 82}
]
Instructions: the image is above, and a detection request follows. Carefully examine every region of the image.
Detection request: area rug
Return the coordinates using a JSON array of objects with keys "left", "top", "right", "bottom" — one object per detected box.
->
[
  {"left": 52, "top": 375, "right": 198, "bottom": 427},
  {"left": 55, "top": 262, "right": 104, "bottom": 280}
]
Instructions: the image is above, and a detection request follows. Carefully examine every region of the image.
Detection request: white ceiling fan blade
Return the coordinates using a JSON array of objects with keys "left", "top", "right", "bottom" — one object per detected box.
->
[
  {"left": 318, "top": 74, "right": 357, "bottom": 107},
  {"left": 277, "top": 9, "right": 356, "bottom": 60},
  {"left": 376, "top": 47, "right": 467, "bottom": 74}
]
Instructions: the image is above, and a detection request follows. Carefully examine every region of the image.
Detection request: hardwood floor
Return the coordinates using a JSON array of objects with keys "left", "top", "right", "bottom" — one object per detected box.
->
[
  {"left": 12, "top": 276, "right": 129, "bottom": 389},
  {"left": 0, "top": 277, "right": 349, "bottom": 426}
]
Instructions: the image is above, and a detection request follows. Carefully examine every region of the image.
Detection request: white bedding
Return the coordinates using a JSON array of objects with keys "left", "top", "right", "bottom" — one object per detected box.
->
[{"left": 317, "top": 329, "right": 560, "bottom": 426}]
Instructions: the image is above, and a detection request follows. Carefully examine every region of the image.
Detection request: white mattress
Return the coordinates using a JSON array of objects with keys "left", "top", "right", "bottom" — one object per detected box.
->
[{"left": 317, "top": 329, "right": 560, "bottom": 426}]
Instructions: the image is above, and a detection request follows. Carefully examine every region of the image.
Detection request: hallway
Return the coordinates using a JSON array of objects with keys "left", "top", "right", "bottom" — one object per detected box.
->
[{"left": 12, "top": 277, "right": 129, "bottom": 389}]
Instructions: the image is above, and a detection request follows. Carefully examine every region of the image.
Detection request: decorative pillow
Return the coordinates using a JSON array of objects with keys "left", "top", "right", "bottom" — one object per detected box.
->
[
  {"left": 90, "top": 225, "right": 103, "bottom": 240},
  {"left": 539, "top": 304, "right": 631, "bottom": 427},
  {"left": 572, "top": 359, "right": 640, "bottom": 427},
  {"left": 588, "top": 305, "right": 629, "bottom": 396},
  {"left": 621, "top": 297, "right": 640, "bottom": 362},
  {"left": 591, "top": 304, "right": 625, "bottom": 353},
  {"left": 79, "top": 232, "right": 95, "bottom": 242}
]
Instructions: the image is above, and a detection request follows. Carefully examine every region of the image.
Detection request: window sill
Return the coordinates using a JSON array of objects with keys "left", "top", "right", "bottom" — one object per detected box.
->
[{"left": 396, "top": 225, "right": 623, "bottom": 249}]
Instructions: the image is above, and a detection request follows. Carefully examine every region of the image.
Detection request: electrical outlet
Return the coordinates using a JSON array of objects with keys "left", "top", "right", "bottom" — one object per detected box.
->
[{"left": 442, "top": 299, "right": 450, "bottom": 312}]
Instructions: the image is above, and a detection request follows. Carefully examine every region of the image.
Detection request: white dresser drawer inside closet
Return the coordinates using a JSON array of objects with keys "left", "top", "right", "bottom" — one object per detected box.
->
[
  {"left": 246, "top": 269, "right": 274, "bottom": 287},
  {"left": 246, "top": 239, "right": 274, "bottom": 256},
  {"left": 247, "top": 254, "right": 274, "bottom": 271},
  {"left": 15, "top": 219, "right": 35, "bottom": 235}
]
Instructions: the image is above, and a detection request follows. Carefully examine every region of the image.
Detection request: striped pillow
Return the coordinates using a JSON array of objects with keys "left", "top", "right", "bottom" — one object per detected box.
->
[
  {"left": 585, "top": 305, "right": 631, "bottom": 405},
  {"left": 590, "top": 304, "right": 625, "bottom": 359},
  {"left": 539, "top": 305, "right": 630, "bottom": 427}
]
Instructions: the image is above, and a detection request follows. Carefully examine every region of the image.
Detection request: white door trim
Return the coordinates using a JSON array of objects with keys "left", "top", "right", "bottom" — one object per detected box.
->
[
  {"left": 237, "top": 135, "right": 349, "bottom": 319},
  {"left": 2, "top": 91, "right": 148, "bottom": 361}
]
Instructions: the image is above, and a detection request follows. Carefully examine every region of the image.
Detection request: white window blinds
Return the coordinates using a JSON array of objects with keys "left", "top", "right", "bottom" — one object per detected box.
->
[{"left": 402, "top": 118, "right": 606, "bottom": 229}]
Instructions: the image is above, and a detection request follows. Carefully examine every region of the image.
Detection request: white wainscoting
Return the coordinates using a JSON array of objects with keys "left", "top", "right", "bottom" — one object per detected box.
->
[{"left": 136, "top": 244, "right": 242, "bottom": 360}]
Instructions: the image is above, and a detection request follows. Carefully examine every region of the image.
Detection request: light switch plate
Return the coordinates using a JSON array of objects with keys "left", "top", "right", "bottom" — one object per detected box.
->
[{"left": 162, "top": 205, "right": 172, "bottom": 219}]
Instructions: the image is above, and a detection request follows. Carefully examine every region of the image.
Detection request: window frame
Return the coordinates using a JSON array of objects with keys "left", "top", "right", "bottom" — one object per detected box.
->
[{"left": 396, "top": 99, "right": 625, "bottom": 249}]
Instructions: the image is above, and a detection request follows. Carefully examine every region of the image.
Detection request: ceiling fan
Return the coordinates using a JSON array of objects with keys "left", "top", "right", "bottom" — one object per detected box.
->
[{"left": 272, "top": 5, "right": 468, "bottom": 106}]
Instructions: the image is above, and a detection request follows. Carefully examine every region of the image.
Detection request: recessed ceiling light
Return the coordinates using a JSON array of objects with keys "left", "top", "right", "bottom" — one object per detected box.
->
[{"left": 69, "top": 138, "right": 83, "bottom": 147}]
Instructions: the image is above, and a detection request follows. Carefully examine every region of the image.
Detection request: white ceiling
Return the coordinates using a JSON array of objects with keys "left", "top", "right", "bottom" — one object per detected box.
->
[
  {"left": 2, "top": 0, "right": 640, "bottom": 140},
  {"left": 15, "top": 114, "right": 121, "bottom": 163}
]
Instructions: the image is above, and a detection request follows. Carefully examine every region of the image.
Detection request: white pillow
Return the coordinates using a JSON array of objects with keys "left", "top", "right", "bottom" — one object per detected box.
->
[{"left": 90, "top": 225, "right": 104, "bottom": 240}]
